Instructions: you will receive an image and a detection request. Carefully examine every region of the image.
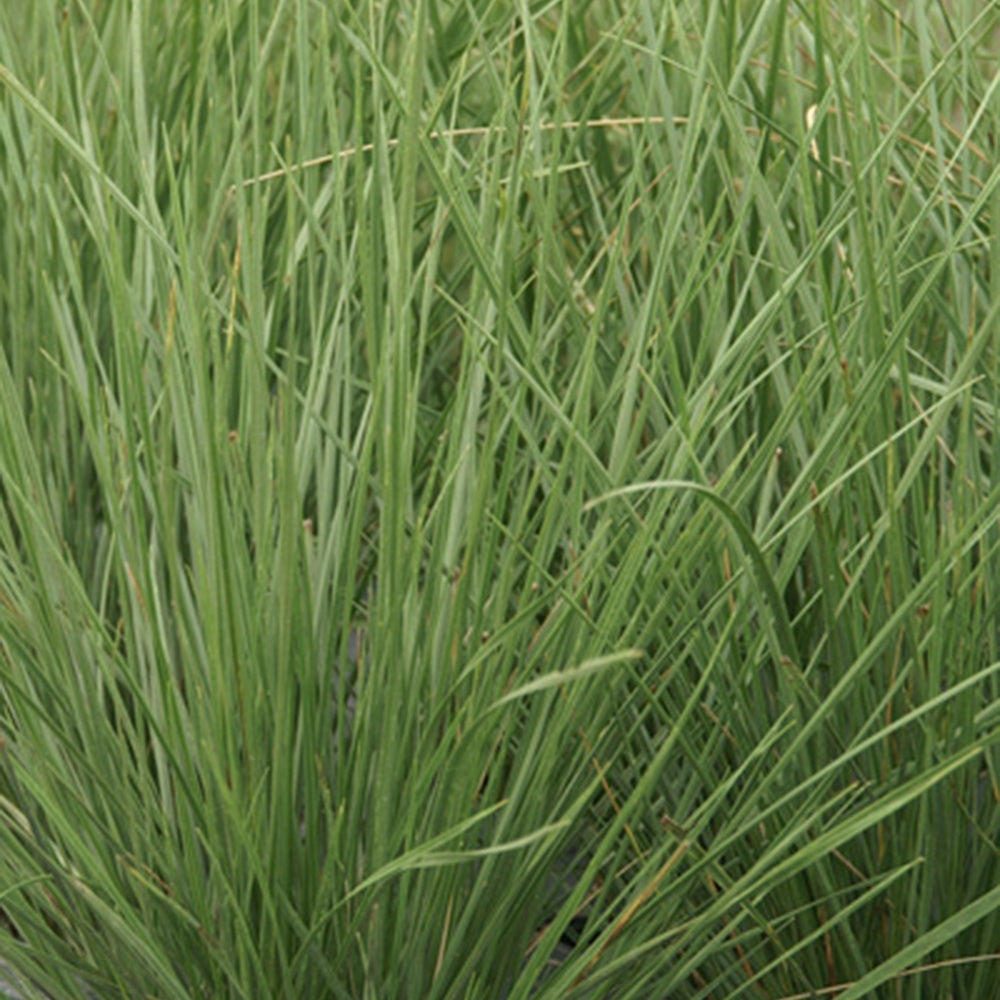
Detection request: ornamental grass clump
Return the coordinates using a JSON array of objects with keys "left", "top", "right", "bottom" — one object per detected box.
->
[{"left": 0, "top": 1, "right": 997, "bottom": 998}]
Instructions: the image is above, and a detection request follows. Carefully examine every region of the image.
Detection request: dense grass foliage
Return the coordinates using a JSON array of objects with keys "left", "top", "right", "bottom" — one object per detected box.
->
[{"left": 0, "top": 2, "right": 997, "bottom": 997}]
